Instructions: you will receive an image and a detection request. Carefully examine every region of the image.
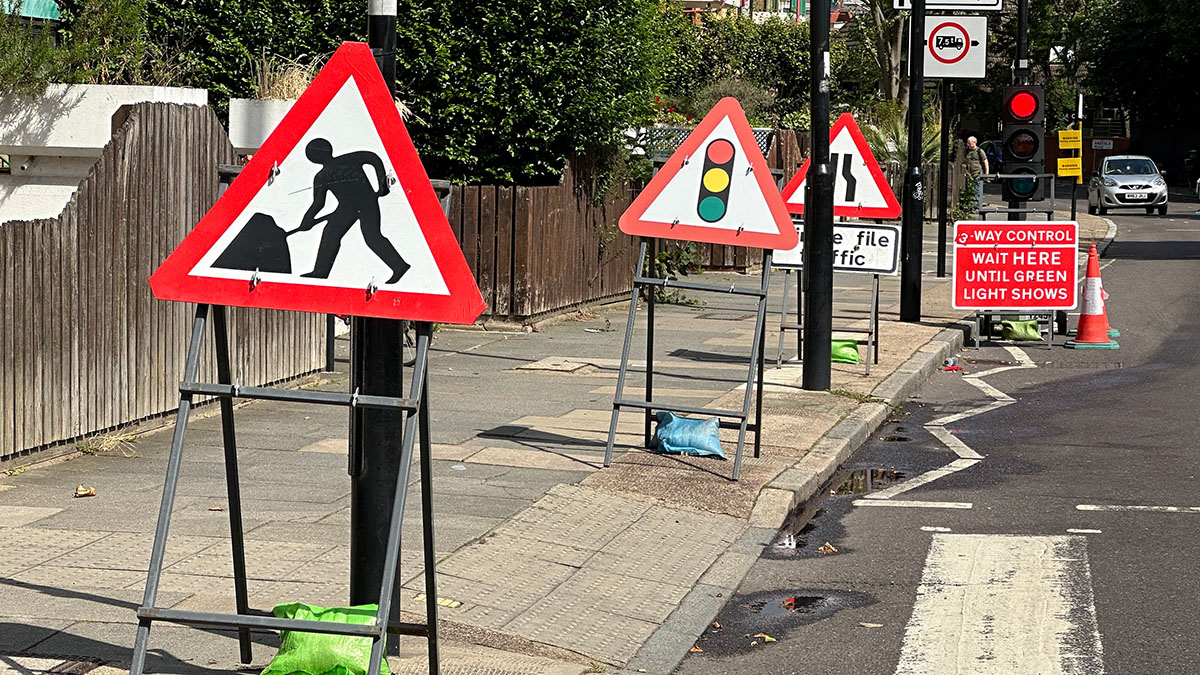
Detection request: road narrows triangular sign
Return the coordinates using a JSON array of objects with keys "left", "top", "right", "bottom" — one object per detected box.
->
[
  {"left": 619, "top": 98, "right": 797, "bottom": 250},
  {"left": 780, "top": 113, "right": 902, "bottom": 219},
  {"left": 150, "top": 42, "right": 485, "bottom": 324}
]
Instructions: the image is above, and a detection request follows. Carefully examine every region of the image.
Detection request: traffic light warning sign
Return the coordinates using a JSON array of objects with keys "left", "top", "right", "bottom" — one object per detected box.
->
[
  {"left": 780, "top": 113, "right": 902, "bottom": 219},
  {"left": 619, "top": 97, "right": 797, "bottom": 250}
]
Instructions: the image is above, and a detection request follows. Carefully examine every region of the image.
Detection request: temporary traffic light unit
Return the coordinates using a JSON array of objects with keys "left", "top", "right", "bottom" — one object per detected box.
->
[{"left": 1001, "top": 85, "right": 1046, "bottom": 202}]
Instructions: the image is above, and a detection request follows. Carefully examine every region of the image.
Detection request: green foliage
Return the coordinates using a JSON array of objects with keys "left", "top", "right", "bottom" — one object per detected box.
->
[
  {"left": 954, "top": 0, "right": 1091, "bottom": 133},
  {"left": 0, "top": 3, "right": 61, "bottom": 96},
  {"left": 660, "top": 15, "right": 811, "bottom": 128},
  {"left": 394, "top": 0, "right": 677, "bottom": 184},
  {"left": 1080, "top": 0, "right": 1200, "bottom": 126},
  {"left": 643, "top": 243, "right": 705, "bottom": 305},
  {"left": 952, "top": 176, "right": 979, "bottom": 221},
  {"left": 857, "top": 98, "right": 941, "bottom": 165},
  {"left": 131, "top": 0, "right": 362, "bottom": 117}
]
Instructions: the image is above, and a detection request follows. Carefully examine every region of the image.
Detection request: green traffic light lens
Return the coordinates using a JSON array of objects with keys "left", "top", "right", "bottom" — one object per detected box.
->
[{"left": 698, "top": 196, "right": 727, "bottom": 222}]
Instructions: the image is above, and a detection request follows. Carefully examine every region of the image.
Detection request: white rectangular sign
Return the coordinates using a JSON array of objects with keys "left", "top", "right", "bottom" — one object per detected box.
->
[
  {"left": 774, "top": 221, "right": 901, "bottom": 275},
  {"left": 924, "top": 16, "right": 988, "bottom": 79},
  {"left": 895, "top": 0, "right": 1002, "bottom": 10},
  {"left": 1091, "top": 139, "right": 1114, "bottom": 150}
]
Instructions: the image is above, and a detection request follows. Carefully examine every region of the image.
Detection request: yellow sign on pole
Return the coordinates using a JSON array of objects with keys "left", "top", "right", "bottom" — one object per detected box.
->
[
  {"left": 1058, "top": 129, "right": 1082, "bottom": 150},
  {"left": 1058, "top": 157, "right": 1082, "bottom": 177}
]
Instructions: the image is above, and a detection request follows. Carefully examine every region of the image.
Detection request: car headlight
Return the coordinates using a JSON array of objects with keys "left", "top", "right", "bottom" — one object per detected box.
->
[
  {"left": 1153, "top": 176, "right": 1166, "bottom": 186},
  {"left": 1102, "top": 178, "right": 1117, "bottom": 187}
]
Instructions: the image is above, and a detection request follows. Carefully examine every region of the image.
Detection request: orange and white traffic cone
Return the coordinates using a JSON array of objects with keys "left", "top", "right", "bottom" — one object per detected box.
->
[{"left": 1066, "top": 244, "right": 1119, "bottom": 349}]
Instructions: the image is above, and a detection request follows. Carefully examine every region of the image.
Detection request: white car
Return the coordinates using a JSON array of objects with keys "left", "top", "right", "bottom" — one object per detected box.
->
[{"left": 1087, "top": 155, "right": 1168, "bottom": 216}]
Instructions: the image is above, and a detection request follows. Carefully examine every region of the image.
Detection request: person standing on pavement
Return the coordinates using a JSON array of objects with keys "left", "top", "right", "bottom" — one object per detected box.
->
[{"left": 964, "top": 136, "right": 989, "bottom": 209}]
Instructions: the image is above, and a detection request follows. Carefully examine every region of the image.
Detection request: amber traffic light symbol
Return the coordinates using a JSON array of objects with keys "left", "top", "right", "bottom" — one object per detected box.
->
[{"left": 697, "top": 139, "right": 735, "bottom": 222}]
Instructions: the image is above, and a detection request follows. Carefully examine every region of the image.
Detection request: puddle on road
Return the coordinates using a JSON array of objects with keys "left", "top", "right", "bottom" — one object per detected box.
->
[
  {"left": 831, "top": 468, "right": 906, "bottom": 496},
  {"left": 765, "top": 468, "right": 905, "bottom": 559},
  {"left": 748, "top": 594, "right": 825, "bottom": 617},
  {"left": 691, "top": 589, "right": 875, "bottom": 657}
]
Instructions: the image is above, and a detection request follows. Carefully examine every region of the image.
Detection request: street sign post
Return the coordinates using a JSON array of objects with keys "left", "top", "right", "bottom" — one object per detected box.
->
[
  {"left": 135, "top": 41, "right": 481, "bottom": 675},
  {"left": 774, "top": 221, "right": 901, "bottom": 275},
  {"left": 1059, "top": 129, "right": 1082, "bottom": 150},
  {"left": 609, "top": 96, "right": 787, "bottom": 480},
  {"left": 895, "top": 0, "right": 1002, "bottom": 9},
  {"left": 924, "top": 17, "right": 988, "bottom": 79},
  {"left": 619, "top": 97, "right": 796, "bottom": 250},
  {"left": 1057, "top": 157, "right": 1081, "bottom": 177},
  {"left": 952, "top": 221, "right": 1079, "bottom": 311},
  {"left": 780, "top": 113, "right": 902, "bottom": 219}
]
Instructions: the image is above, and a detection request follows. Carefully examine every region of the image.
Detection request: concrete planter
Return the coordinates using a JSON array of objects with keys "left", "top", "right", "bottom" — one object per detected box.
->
[{"left": 228, "top": 98, "right": 297, "bottom": 154}]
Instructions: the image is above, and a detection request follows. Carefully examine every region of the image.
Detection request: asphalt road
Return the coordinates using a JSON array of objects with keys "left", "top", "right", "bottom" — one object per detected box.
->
[{"left": 677, "top": 200, "right": 1200, "bottom": 674}]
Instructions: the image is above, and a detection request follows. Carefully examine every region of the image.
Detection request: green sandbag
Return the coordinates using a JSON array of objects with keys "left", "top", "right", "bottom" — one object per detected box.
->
[
  {"left": 261, "top": 603, "right": 390, "bottom": 675},
  {"left": 831, "top": 339, "right": 860, "bottom": 364},
  {"left": 1001, "top": 319, "right": 1041, "bottom": 341}
]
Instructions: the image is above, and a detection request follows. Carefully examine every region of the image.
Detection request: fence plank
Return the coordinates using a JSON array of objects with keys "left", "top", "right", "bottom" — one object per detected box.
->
[
  {"left": 478, "top": 186, "right": 496, "bottom": 312},
  {"left": 494, "top": 186, "right": 513, "bottom": 316}
]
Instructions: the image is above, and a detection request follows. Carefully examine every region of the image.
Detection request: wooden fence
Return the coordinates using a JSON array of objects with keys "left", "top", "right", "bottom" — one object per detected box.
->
[
  {"left": 0, "top": 103, "right": 325, "bottom": 462},
  {"left": 453, "top": 128, "right": 962, "bottom": 321}
]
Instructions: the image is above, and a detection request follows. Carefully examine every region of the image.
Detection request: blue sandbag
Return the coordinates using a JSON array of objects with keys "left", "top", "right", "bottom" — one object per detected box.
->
[{"left": 651, "top": 411, "right": 726, "bottom": 459}]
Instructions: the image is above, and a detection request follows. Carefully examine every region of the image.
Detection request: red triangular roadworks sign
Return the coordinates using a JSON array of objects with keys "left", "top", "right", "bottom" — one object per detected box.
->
[
  {"left": 619, "top": 98, "right": 797, "bottom": 250},
  {"left": 150, "top": 42, "right": 485, "bottom": 324},
  {"left": 780, "top": 113, "right": 902, "bottom": 219}
]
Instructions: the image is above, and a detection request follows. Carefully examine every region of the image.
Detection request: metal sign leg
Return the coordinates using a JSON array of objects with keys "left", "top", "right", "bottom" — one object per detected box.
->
[
  {"left": 416, "top": 322, "right": 441, "bottom": 673},
  {"left": 754, "top": 255, "right": 769, "bottom": 459},
  {"left": 212, "top": 306, "right": 252, "bottom": 663},
  {"left": 644, "top": 238, "right": 656, "bottom": 447},
  {"left": 367, "top": 329, "right": 430, "bottom": 675},
  {"left": 865, "top": 274, "right": 880, "bottom": 376},
  {"left": 776, "top": 269, "right": 790, "bottom": 367},
  {"left": 130, "top": 305, "right": 210, "bottom": 675},
  {"left": 734, "top": 256, "right": 772, "bottom": 481},
  {"left": 605, "top": 241, "right": 648, "bottom": 467}
]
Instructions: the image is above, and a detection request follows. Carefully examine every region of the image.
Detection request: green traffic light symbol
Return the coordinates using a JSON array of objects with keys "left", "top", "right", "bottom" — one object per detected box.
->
[{"left": 697, "top": 139, "right": 735, "bottom": 223}]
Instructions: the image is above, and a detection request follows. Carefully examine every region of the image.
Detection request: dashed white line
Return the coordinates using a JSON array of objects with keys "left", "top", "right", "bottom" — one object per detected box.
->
[
  {"left": 920, "top": 526, "right": 952, "bottom": 532},
  {"left": 853, "top": 499, "right": 973, "bottom": 509},
  {"left": 1077, "top": 504, "right": 1200, "bottom": 513},
  {"left": 1067, "top": 528, "right": 1102, "bottom": 534}
]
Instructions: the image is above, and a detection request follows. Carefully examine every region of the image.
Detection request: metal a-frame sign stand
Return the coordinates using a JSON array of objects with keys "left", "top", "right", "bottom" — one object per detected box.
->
[
  {"left": 603, "top": 101, "right": 796, "bottom": 482},
  {"left": 603, "top": 237, "right": 772, "bottom": 482},
  {"left": 775, "top": 267, "right": 881, "bottom": 374},
  {"left": 135, "top": 41, "right": 487, "bottom": 675},
  {"left": 129, "top": 306, "right": 439, "bottom": 675}
]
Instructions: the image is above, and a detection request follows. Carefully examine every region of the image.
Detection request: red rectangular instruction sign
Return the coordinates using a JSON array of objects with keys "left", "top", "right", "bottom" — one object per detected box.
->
[{"left": 952, "top": 221, "right": 1079, "bottom": 310}]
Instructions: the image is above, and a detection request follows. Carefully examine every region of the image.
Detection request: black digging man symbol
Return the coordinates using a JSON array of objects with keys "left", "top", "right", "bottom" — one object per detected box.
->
[{"left": 212, "top": 138, "right": 411, "bottom": 284}]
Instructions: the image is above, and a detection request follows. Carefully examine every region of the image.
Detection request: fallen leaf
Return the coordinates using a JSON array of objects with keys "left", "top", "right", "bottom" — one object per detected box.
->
[
  {"left": 818, "top": 541, "right": 838, "bottom": 554},
  {"left": 711, "top": 621, "right": 722, "bottom": 630},
  {"left": 753, "top": 633, "right": 777, "bottom": 643},
  {"left": 74, "top": 484, "right": 96, "bottom": 498},
  {"left": 208, "top": 505, "right": 224, "bottom": 512},
  {"left": 689, "top": 645, "right": 703, "bottom": 653},
  {"left": 859, "top": 622, "right": 883, "bottom": 628}
]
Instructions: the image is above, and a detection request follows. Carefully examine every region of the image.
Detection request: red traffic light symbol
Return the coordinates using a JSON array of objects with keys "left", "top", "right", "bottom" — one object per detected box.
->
[{"left": 1008, "top": 91, "right": 1038, "bottom": 120}]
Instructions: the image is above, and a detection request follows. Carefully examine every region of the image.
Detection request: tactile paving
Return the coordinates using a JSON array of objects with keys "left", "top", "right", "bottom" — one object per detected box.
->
[{"left": 503, "top": 596, "right": 659, "bottom": 665}]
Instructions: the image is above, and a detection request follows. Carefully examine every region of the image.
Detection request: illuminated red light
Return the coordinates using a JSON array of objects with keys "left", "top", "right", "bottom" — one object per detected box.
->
[{"left": 1009, "top": 91, "right": 1038, "bottom": 120}]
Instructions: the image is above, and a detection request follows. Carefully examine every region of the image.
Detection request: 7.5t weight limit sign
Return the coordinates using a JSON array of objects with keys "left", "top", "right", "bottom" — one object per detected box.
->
[{"left": 952, "top": 221, "right": 1079, "bottom": 310}]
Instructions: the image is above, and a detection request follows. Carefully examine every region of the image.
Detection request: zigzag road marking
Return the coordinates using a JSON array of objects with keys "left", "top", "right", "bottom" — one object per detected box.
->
[{"left": 856, "top": 346, "right": 1034, "bottom": 510}]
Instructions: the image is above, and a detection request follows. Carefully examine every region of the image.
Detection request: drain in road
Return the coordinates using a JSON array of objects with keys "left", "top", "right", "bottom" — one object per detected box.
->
[{"left": 765, "top": 467, "right": 905, "bottom": 560}]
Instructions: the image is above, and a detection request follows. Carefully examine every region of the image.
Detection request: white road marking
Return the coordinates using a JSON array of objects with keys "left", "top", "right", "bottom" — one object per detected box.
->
[
  {"left": 852, "top": 499, "right": 973, "bottom": 509},
  {"left": 1077, "top": 504, "right": 1200, "bottom": 513},
  {"left": 920, "top": 526, "right": 952, "bottom": 532},
  {"left": 926, "top": 399, "right": 1013, "bottom": 427},
  {"left": 925, "top": 426, "right": 984, "bottom": 459},
  {"left": 895, "top": 534, "right": 1105, "bottom": 675},
  {"left": 1067, "top": 529, "right": 1102, "bottom": 534},
  {"left": 966, "top": 345, "right": 1037, "bottom": 379},
  {"left": 863, "top": 459, "right": 981, "bottom": 500}
]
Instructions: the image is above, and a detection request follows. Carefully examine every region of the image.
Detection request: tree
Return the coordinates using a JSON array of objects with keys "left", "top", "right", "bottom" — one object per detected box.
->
[
  {"left": 393, "top": 0, "right": 676, "bottom": 184},
  {"left": 1079, "top": 0, "right": 1200, "bottom": 127}
]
